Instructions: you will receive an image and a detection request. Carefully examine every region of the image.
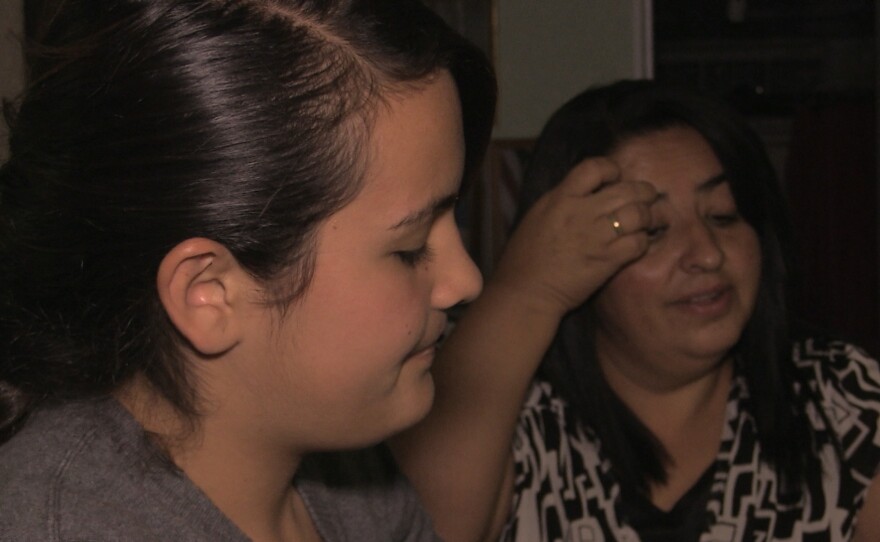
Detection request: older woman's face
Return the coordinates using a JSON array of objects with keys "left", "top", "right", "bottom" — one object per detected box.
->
[{"left": 594, "top": 126, "right": 761, "bottom": 389}]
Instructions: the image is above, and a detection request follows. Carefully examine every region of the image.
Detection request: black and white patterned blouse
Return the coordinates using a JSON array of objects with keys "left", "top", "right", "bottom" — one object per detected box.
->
[{"left": 501, "top": 339, "right": 880, "bottom": 542}]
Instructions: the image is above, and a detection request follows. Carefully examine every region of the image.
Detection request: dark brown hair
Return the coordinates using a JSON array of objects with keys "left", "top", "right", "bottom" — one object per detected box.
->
[
  {"left": 0, "top": 0, "right": 496, "bottom": 442},
  {"left": 519, "top": 79, "right": 818, "bottom": 496}
]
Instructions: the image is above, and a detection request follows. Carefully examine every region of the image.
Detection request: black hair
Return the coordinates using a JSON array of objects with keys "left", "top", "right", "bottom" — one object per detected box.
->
[
  {"left": 518, "top": 79, "right": 821, "bottom": 497},
  {"left": 0, "top": 0, "right": 496, "bottom": 443}
]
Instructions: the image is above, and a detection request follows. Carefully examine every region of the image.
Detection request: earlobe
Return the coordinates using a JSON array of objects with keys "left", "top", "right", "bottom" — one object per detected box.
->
[{"left": 157, "top": 238, "right": 244, "bottom": 356}]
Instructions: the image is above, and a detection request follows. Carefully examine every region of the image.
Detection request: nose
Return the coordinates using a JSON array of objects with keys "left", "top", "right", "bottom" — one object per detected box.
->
[
  {"left": 679, "top": 221, "right": 724, "bottom": 273},
  {"left": 432, "top": 217, "right": 483, "bottom": 310}
]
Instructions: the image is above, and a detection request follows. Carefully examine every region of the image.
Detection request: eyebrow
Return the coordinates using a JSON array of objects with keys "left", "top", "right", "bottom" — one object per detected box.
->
[
  {"left": 697, "top": 172, "right": 729, "bottom": 192},
  {"left": 653, "top": 172, "right": 729, "bottom": 202},
  {"left": 389, "top": 192, "right": 459, "bottom": 230}
]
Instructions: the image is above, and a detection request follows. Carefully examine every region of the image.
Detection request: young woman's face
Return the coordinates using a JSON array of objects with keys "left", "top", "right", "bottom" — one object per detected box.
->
[
  {"left": 594, "top": 126, "right": 761, "bottom": 389},
  {"left": 240, "top": 72, "right": 481, "bottom": 449}
]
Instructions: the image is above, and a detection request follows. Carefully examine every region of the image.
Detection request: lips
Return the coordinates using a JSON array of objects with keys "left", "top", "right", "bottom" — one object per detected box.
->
[
  {"left": 671, "top": 285, "right": 733, "bottom": 316},
  {"left": 406, "top": 320, "right": 447, "bottom": 359},
  {"left": 682, "top": 289, "right": 725, "bottom": 304}
]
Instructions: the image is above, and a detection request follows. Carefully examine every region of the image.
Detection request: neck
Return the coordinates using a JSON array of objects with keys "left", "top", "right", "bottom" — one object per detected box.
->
[
  {"left": 115, "top": 376, "right": 315, "bottom": 542},
  {"left": 603, "top": 358, "right": 733, "bottom": 433},
  {"left": 596, "top": 352, "right": 733, "bottom": 510}
]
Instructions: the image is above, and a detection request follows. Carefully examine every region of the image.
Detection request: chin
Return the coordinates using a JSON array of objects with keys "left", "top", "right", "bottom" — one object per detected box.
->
[
  {"left": 692, "top": 321, "right": 745, "bottom": 354},
  {"left": 398, "top": 373, "right": 436, "bottom": 429},
  {"left": 350, "top": 377, "right": 436, "bottom": 448}
]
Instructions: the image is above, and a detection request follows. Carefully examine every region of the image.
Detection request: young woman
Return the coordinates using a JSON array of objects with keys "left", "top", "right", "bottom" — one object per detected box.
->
[
  {"left": 393, "top": 80, "right": 880, "bottom": 542},
  {"left": 0, "top": 1, "right": 494, "bottom": 540}
]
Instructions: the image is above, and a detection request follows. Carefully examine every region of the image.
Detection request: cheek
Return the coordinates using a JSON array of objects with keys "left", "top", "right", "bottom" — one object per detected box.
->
[
  {"left": 602, "top": 258, "right": 667, "bottom": 305},
  {"left": 332, "top": 269, "right": 430, "bottom": 347},
  {"left": 594, "top": 264, "right": 662, "bottom": 325},
  {"left": 355, "top": 268, "right": 428, "bottom": 315}
]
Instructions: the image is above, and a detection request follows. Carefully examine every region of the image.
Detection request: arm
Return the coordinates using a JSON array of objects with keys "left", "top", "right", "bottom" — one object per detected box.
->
[
  {"left": 854, "top": 474, "right": 880, "bottom": 541},
  {"left": 391, "top": 158, "right": 657, "bottom": 542}
]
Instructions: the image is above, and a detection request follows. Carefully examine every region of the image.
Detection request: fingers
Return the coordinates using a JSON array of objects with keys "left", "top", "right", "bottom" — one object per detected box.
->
[
  {"left": 584, "top": 177, "right": 655, "bottom": 251},
  {"left": 593, "top": 178, "right": 658, "bottom": 209},
  {"left": 605, "top": 229, "right": 651, "bottom": 264},
  {"left": 556, "top": 157, "right": 620, "bottom": 196},
  {"left": 540, "top": 157, "right": 658, "bottom": 261},
  {"left": 607, "top": 213, "right": 624, "bottom": 237},
  {"left": 603, "top": 197, "right": 654, "bottom": 238},
  {"left": 495, "top": 157, "right": 657, "bottom": 314},
  {"left": 556, "top": 157, "right": 656, "bottom": 210}
]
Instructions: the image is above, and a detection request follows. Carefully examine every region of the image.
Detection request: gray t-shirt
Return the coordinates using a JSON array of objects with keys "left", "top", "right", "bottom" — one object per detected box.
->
[{"left": 0, "top": 398, "right": 439, "bottom": 541}]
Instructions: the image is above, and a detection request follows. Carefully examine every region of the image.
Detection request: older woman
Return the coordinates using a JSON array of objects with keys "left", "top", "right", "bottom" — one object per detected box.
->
[{"left": 393, "top": 80, "right": 880, "bottom": 542}]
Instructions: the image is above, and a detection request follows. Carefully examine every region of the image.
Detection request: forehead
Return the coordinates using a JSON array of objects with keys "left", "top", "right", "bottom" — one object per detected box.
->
[
  {"left": 610, "top": 126, "right": 724, "bottom": 195},
  {"left": 329, "top": 72, "right": 464, "bottom": 228}
]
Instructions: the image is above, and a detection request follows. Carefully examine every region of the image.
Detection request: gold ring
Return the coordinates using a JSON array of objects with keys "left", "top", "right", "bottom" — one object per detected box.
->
[{"left": 609, "top": 215, "right": 623, "bottom": 236}]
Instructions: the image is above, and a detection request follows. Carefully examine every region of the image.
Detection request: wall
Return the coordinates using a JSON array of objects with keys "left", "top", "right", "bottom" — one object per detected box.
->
[
  {"left": 0, "top": 0, "right": 24, "bottom": 161},
  {"left": 1, "top": 1, "right": 651, "bottom": 145},
  {"left": 464, "top": 1, "right": 652, "bottom": 272},
  {"left": 494, "top": 0, "right": 652, "bottom": 139}
]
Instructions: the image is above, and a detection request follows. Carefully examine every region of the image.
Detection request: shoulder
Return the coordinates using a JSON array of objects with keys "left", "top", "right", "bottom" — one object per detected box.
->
[
  {"left": 791, "top": 337, "right": 880, "bottom": 400},
  {"left": 791, "top": 338, "right": 880, "bottom": 461},
  {"left": 504, "top": 381, "right": 624, "bottom": 541},
  {"left": 0, "top": 401, "right": 109, "bottom": 538},
  {"left": 792, "top": 336, "right": 877, "bottom": 368},
  {"left": 515, "top": 379, "right": 576, "bottom": 445},
  {"left": 518, "top": 379, "right": 567, "bottom": 424},
  {"left": 512, "top": 379, "right": 599, "bottom": 476},
  {"left": 791, "top": 338, "right": 880, "bottom": 536},
  {"left": 0, "top": 400, "right": 245, "bottom": 541}
]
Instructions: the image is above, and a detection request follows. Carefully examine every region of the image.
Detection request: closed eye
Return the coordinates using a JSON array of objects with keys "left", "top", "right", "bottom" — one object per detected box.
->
[
  {"left": 708, "top": 213, "right": 740, "bottom": 227},
  {"left": 395, "top": 244, "right": 434, "bottom": 267}
]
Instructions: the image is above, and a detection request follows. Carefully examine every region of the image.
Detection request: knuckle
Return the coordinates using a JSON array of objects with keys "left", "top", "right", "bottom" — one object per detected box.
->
[
  {"left": 639, "top": 181, "right": 657, "bottom": 196},
  {"left": 615, "top": 183, "right": 637, "bottom": 199},
  {"left": 627, "top": 235, "right": 648, "bottom": 256},
  {"left": 621, "top": 233, "right": 647, "bottom": 254}
]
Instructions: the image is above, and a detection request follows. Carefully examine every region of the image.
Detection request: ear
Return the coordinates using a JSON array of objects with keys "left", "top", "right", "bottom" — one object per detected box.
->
[{"left": 157, "top": 238, "right": 248, "bottom": 356}]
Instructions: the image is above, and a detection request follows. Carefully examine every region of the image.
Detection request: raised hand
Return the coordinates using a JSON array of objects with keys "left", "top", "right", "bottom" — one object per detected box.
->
[{"left": 490, "top": 157, "right": 658, "bottom": 318}]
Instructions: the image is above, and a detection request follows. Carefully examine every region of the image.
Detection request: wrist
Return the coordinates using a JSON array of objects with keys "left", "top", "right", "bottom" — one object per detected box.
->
[{"left": 479, "top": 277, "right": 572, "bottom": 324}]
